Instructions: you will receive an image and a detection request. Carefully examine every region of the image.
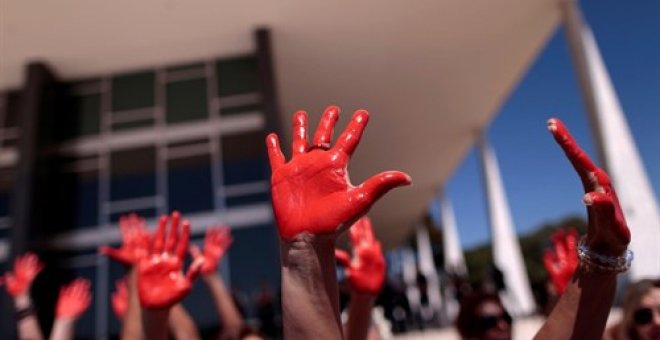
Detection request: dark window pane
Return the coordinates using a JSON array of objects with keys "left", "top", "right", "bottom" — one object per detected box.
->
[
  {"left": 70, "top": 266, "right": 96, "bottom": 338},
  {"left": 72, "top": 171, "right": 99, "bottom": 228},
  {"left": 217, "top": 56, "right": 259, "bottom": 97},
  {"left": 60, "top": 93, "right": 101, "bottom": 140},
  {"left": 111, "top": 118, "right": 155, "bottom": 131},
  {"left": 226, "top": 191, "right": 269, "bottom": 207},
  {"left": 166, "top": 79, "right": 208, "bottom": 124},
  {"left": 219, "top": 103, "right": 261, "bottom": 117},
  {"left": 110, "top": 147, "right": 156, "bottom": 200},
  {"left": 3, "top": 91, "right": 21, "bottom": 128},
  {"left": 229, "top": 224, "right": 280, "bottom": 312},
  {"left": 222, "top": 131, "right": 268, "bottom": 185},
  {"left": 168, "top": 155, "right": 213, "bottom": 213},
  {"left": 167, "top": 62, "right": 205, "bottom": 74},
  {"left": 112, "top": 71, "right": 155, "bottom": 111},
  {"left": 0, "top": 167, "right": 14, "bottom": 216}
]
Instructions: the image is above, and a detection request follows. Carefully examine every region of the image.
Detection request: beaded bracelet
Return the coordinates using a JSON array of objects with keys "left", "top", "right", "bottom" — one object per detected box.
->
[
  {"left": 16, "top": 303, "right": 36, "bottom": 321},
  {"left": 577, "top": 237, "right": 633, "bottom": 273}
]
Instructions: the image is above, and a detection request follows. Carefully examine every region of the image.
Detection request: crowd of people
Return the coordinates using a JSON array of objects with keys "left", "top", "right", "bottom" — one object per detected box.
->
[{"left": 2, "top": 106, "right": 659, "bottom": 339}]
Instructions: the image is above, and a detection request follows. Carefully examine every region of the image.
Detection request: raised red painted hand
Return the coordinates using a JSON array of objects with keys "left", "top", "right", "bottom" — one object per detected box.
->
[
  {"left": 4, "top": 252, "right": 43, "bottom": 297},
  {"left": 111, "top": 278, "right": 128, "bottom": 319},
  {"left": 56, "top": 278, "right": 92, "bottom": 319},
  {"left": 137, "top": 211, "right": 204, "bottom": 309},
  {"left": 543, "top": 229, "right": 579, "bottom": 294},
  {"left": 190, "top": 226, "right": 233, "bottom": 276},
  {"left": 547, "top": 118, "right": 630, "bottom": 256},
  {"left": 99, "top": 214, "right": 150, "bottom": 266},
  {"left": 335, "top": 217, "right": 386, "bottom": 295},
  {"left": 267, "top": 106, "right": 412, "bottom": 240}
]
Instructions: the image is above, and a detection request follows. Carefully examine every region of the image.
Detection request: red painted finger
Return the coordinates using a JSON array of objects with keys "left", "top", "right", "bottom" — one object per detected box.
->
[
  {"left": 266, "top": 133, "right": 285, "bottom": 171},
  {"left": 152, "top": 215, "right": 168, "bottom": 254},
  {"left": 547, "top": 118, "right": 600, "bottom": 192},
  {"left": 543, "top": 250, "right": 558, "bottom": 275},
  {"left": 176, "top": 220, "right": 191, "bottom": 261},
  {"left": 335, "top": 249, "right": 352, "bottom": 268},
  {"left": 165, "top": 211, "right": 181, "bottom": 253},
  {"left": 353, "top": 171, "right": 412, "bottom": 211},
  {"left": 292, "top": 110, "right": 309, "bottom": 156},
  {"left": 186, "top": 256, "right": 204, "bottom": 282},
  {"left": 312, "top": 105, "right": 340, "bottom": 149},
  {"left": 334, "top": 109, "right": 369, "bottom": 157}
]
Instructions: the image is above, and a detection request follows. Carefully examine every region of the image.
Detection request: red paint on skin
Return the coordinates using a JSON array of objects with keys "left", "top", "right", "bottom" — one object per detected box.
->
[
  {"left": 336, "top": 217, "right": 386, "bottom": 295},
  {"left": 266, "top": 106, "right": 412, "bottom": 240},
  {"left": 548, "top": 118, "right": 631, "bottom": 257},
  {"left": 3, "top": 252, "right": 43, "bottom": 297},
  {"left": 56, "top": 278, "right": 92, "bottom": 319},
  {"left": 98, "top": 214, "right": 150, "bottom": 266},
  {"left": 190, "top": 226, "right": 233, "bottom": 275},
  {"left": 543, "top": 228, "right": 579, "bottom": 295}
]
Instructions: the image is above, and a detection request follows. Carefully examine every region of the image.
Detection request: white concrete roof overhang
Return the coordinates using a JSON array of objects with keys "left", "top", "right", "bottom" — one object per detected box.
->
[{"left": 0, "top": 0, "right": 561, "bottom": 247}]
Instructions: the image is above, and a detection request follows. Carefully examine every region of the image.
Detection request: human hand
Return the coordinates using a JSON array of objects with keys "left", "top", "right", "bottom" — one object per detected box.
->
[
  {"left": 543, "top": 229, "right": 579, "bottom": 294},
  {"left": 111, "top": 278, "right": 128, "bottom": 319},
  {"left": 267, "top": 106, "right": 412, "bottom": 240},
  {"left": 335, "top": 217, "right": 386, "bottom": 295},
  {"left": 56, "top": 278, "right": 92, "bottom": 320},
  {"left": 99, "top": 214, "right": 150, "bottom": 266},
  {"left": 547, "top": 118, "right": 630, "bottom": 256},
  {"left": 137, "top": 211, "right": 204, "bottom": 309},
  {"left": 4, "top": 252, "right": 43, "bottom": 297},
  {"left": 190, "top": 226, "right": 232, "bottom": 276}
]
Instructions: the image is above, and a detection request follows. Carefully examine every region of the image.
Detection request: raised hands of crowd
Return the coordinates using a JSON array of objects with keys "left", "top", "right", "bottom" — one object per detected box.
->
[
  {"left": 543, "top": 228, "right": 579, "bottom": 295},
  {"left": 50, "top": 278, "right": 92, "bottom": 340},
  {"left": 137, "top": 211, "right": 204, "bottom": 310},
  {"left": 4, "top": 252, "right": 45, "bottom": 340},
  {"left": 335, "top": 216, "right": 386, "bottom": 340},
  {"left": 535, "top": 118, "right": 633, "bottom": 340},
  {"left": 335, "top": 217, "right": 386, "bottom": 296},
  {"left": 190, "top": 226, "right": 233, "bottom": 277},
  {"left": 267, "top": 106, "right": 411, "bottom": 340},
  {"left": 99, "top": 214, "right": 150, "bottom": 267},
  {"left": 267, "top": 105, "right": 412, "bottom": 240}
]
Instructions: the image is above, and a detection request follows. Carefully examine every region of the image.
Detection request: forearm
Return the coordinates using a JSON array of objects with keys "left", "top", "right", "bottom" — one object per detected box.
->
[
  {"left": 49, "top": 319, "right": 75, "bottom": 340},
  {"left": 15, "top": 294, "right": 44, "bottom": 340},
  {"left": 203, "top": 273, "right": 243, "bottom": 338},
  {"left": 123, "top": 268, "right": 142, "bottom": 340},
  {"left": 142, "top": 308, "right": 171, "bottom": 340},
  {"left": 345, "top": 292, "right": 375, "bottom": 340},
  {"left": 534, "top": 268, "right": 617, "bottom": 340},
  {"left": 168, "top": 304, "right": 200, "bottom": 340},
  {"left": 281, "top": 233, "right": 343, "bottom": 340}
]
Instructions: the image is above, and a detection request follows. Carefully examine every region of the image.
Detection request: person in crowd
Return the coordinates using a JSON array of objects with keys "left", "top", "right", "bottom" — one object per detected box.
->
[
  {"left": 265, "top": 105, "right": 412, "bottom": 339},
  {"left": 3, "top": 252, "right": 46, "bottom": 340},
  {"left": 50, "top": 278, "right": 92, "bottom": 340},
  {"left": 454, "top": 118, "right": 634, "bottom": 339},
  {"left": 455, "top": 290, "right": 512, "bottom": 340},
  {"left": 335, "top": 216, "right": 386, "bottom": 340},
  {"left": 100, "top": 212, "right": 204, "bottom": 340},
  {"left": 605, "top": 278, "right": 660, "bottom": 340}
]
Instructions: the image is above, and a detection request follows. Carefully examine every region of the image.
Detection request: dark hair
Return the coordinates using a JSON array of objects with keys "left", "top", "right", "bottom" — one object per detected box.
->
[
  {"left": 622, "top": 278, "right": 660, "bottom": 340},
  {"left": 455, "top": 290, "right": 505, "bottom": 339}
]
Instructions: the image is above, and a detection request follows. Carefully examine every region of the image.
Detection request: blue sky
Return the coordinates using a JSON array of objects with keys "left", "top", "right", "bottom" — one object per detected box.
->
[{"left": 431, "top": 0, "right": 660, "bottom": 249}]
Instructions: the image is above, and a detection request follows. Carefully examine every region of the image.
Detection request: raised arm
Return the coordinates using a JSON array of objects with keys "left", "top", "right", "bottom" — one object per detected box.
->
[
  {"left": 534, "top": 118, "right": 632, "bottom": 340},
  {"left": 137, "top": 211, "right": 204, "bottom": 340},
  {"left": 50, "top": 278, "right": 92, "bottom": 340},
  {"left": 335, "top": 217, "right": 386, "bottom": 340},
  {"left": 190, "top": 226, "right": 243, "bottom": 339},
  {"left": 267, "top": 106, "right": 411, "bottom": 340},
  {"left": 99, "top": 214, "right": 150, "bottom": 340},
  {"left": 4, "top": 252, "right": 45, "bottom": 340}
]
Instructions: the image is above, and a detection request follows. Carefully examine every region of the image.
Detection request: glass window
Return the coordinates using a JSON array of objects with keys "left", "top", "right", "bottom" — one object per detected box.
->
[
  {"left": 111, "top": 119, "right": 155, "bottom": 131},
  {"left": 167, "top": 154, "right": 213, "bottom": 213},
  {"left": 166, "top": 78, "right": 208, "bottom": 124},
  {"left": 59, "top": 89, "right": 101, "bottom": 140},
  {"left": 110, "top": 147, "right": 156, "bottom": 201},
  {"left": 220, "top": 103, "right": 261, "bottom": 117},
  {"left": 228, "top": 224, "right": 280, "bottom": 313},
  {"left": 0, "top": 167, "right": 14, "bottom": 217},
  {"left": 109, "top": 207, "right": 157, "bottom": 223},
  {"left": 72, "top": 170, "right": 99, "bottom": 228},
  {"left": 221, "top": 131, "right": 268, "bottom": 186},
  {"left": 3, "top": 91, "right": 20, "bottom": 128},
  {"left": 216, "top": 56, "right": 259, "bottom": 97},
  {"left": 112, "top": 71, "right": 155, "bottom": 111}
]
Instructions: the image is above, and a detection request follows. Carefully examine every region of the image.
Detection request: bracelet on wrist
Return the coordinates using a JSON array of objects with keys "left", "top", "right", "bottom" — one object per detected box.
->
[
  {"left": 577, "top": 237, "right": 633, "bottom": 273},
  {"left": 16, "top": 303, "right": 36, "bottom": 321}
]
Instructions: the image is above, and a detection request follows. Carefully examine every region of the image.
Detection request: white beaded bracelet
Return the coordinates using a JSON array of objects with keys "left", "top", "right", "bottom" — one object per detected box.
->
[{"left": 577, "top": 237, "right": 634, "bottom": 273}]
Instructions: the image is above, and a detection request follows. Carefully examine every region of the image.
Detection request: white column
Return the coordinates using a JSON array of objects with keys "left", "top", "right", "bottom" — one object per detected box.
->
[
  {"left": 437, "top": 191, "right": 467, "bottom": 276},
  {"left": 561, "top": 0, "right": 660, "bottom": 280},
  {"left": 478, "top": 136, "right": 536, "bottom": 316},
  {"left": 415, "top": 224, "right": 444, "bottom": 321}
]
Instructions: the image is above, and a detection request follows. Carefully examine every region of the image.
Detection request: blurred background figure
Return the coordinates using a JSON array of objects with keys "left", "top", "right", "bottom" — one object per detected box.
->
[{"left": 605, "top": 278, "right": 660, "bottom": 340}]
